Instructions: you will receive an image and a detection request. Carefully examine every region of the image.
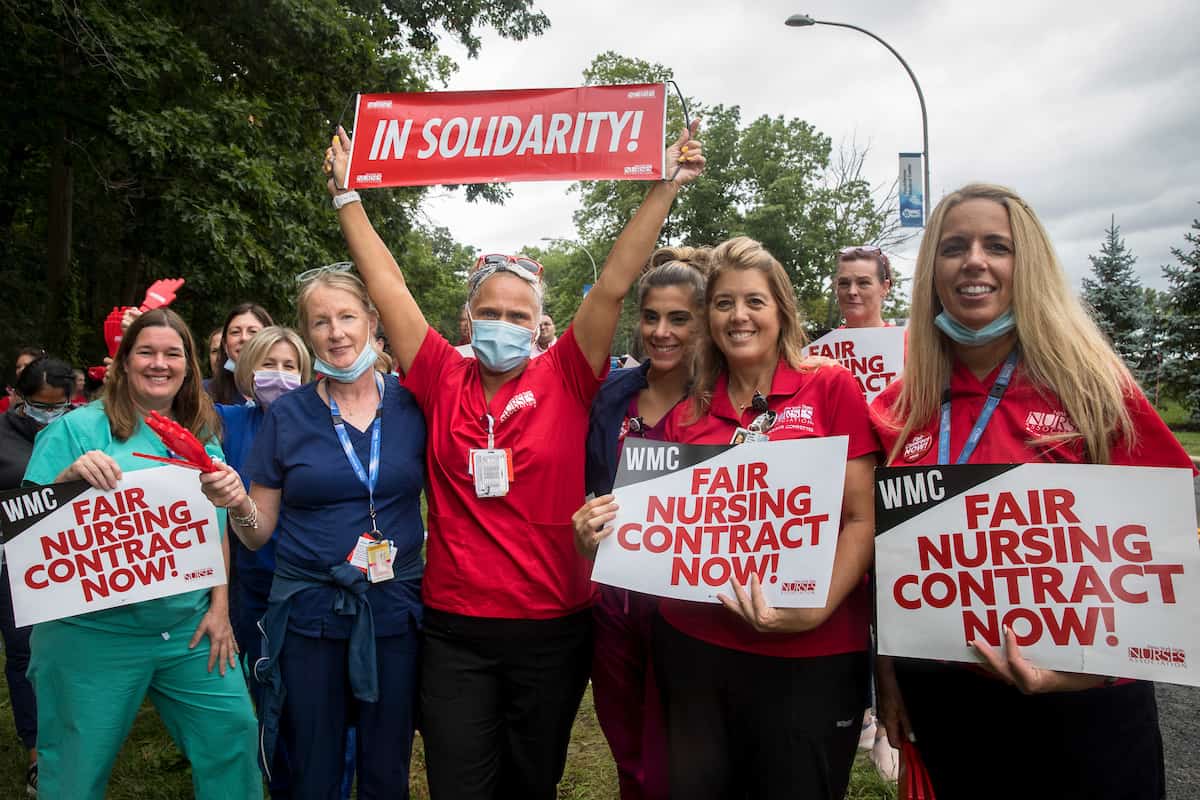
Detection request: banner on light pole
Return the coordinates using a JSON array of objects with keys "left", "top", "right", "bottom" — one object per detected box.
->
[{"left": 899, "top": 152, "right": 924, "bottom": 228}]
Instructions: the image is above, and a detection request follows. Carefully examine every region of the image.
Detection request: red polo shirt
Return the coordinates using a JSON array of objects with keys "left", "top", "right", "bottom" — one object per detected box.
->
[
  {"left": 402, "top": 326, "right": 606, "bottom": 619},
  {"left": 871, "top": 358, "right": 1195, "bottom": 471},
  {"left": 657, "top": 358, "right": 881, "bottom": 658}
]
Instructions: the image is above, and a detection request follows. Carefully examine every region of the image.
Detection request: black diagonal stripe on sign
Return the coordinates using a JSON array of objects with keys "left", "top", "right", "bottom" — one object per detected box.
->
[
  {"left": 874, "top": 464, "right": 1024, "bottom": 535},
  {"left": 613, "top": 440, "right": 730, "bottom": 490},
  {"left": 0, "top": 480, "right": 92, "bottom": 542}
]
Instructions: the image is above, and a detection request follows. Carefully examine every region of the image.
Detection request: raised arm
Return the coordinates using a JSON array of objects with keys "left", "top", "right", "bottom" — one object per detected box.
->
[
  {"left": 326, "top": 127, "right": 429, "bottom": 373},
  {"left": 572, "top": 121, "right": 706, "bottom": 376}
]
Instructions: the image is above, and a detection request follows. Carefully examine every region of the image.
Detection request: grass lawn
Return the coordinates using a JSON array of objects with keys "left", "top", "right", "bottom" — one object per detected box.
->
[
  {"left": 0, "top": 660, "right": 895, "bottom": 799},
  {"left": 1153, "top": 397, "right": 1200, "bottom": 456}
]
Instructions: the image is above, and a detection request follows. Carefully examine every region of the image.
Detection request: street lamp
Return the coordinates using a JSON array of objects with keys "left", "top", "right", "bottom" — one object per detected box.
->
[
  {"left": 540, "top": 237, "right": 598, "bottom": 284},
  {"left": 785, "top": 13, "right": 930, "bottom": 224}
]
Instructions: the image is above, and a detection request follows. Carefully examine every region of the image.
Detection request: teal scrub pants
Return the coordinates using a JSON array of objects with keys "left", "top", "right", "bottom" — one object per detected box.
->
[{"left": 28, "top": 612, "right": 261, "bottom": 800}]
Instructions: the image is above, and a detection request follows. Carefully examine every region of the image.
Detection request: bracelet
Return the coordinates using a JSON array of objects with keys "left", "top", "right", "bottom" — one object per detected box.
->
[
  {"left": 332, "top": 190, "right": 361, "bottom": 210},
  {"left": 229, "top": 496, "right": 258, "bottom": 530}
]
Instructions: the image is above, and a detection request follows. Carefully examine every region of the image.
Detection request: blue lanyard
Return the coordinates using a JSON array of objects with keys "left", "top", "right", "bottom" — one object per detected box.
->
[
  {"left": 938, "top": 350, "right": 1018, "bottom": 465},
  {"left": 328, "top": 372, "right": 385, "bottom": 533}
]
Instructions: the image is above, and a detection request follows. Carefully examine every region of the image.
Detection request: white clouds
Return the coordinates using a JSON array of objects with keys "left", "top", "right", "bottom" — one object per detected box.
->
[{"left": 407, "top": 0, "right": 1200, "bottom": 290}]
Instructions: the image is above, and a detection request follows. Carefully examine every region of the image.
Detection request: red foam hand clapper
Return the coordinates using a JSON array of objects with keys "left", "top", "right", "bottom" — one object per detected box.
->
[
  {"left": 141, "top": 412, "right": 219, "bottom": 473},
  {"left": 140, "top": 278, "right": 185, "bottom": 311},
  {"left": 103, "top": 307, "right": 127, "bottom": 358}
]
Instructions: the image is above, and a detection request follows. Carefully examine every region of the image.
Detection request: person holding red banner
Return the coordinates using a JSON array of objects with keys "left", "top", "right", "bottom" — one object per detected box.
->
[
  {"left": 836, "top": 245, "right": 894, "bottom": 329},
  {"left": 323, "top": 121, "right": 704, "bottom": 799},
  {"left": 573, "top": 245, "right": 709, "bottom": 800},
  {"left": 634, "top": 236, "right": 880, "bottom": 800},
  {"left": 22, "top": 309, "right": 259, "bottom": 800},
  {"left": 870, "top": 183, "right": 1195, "bottom": 800}
]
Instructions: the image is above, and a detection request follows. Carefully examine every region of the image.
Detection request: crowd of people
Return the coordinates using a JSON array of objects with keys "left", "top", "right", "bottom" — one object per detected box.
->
[{"left": 0, "top": 120, "right": 1191, "bottom": 800}]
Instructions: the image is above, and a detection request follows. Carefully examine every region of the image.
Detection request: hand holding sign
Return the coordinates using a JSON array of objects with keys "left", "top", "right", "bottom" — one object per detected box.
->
[
  {"left": 970, "top": 625, "right": 1106, "bottom": 694},
  {"left": 665, "top": 120, "right": 705, "bottom": 186},
  {"left": 718, "top": 572, "right": 829, "bottom": 633},
  {"left": 58, "top": 450, "right": 123, "bottom": 492},
  {"left": 326, "top": 125, "right": 351, "bottom": 195},
  {"left": 572, "top": 494, "right": 619, "bottom": 559}
]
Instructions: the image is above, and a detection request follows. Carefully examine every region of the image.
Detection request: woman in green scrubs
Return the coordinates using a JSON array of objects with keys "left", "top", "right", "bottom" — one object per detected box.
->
[{"left": 23, "top": 309, "right": 260, "bottom": 800}]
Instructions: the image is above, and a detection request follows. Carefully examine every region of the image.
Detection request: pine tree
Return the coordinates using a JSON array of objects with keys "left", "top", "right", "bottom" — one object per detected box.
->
[
  {"left": 1161, "top": 211, "right": 1200, "bottom": 421},
  {"left": 1081, "top": 216, "right": 1145, "bottom": 373}
]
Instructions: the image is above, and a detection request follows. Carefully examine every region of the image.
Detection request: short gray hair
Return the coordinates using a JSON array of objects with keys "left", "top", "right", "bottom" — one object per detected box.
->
[{"left": 466, "top": 264, "right": 544, "bottom": 317}]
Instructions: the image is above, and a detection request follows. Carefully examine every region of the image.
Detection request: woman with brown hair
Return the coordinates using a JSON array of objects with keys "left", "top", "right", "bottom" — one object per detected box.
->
[
  {"left": 208, "top": 302, "right": 274, "bottom": 405},
  {"left": 649, "top": 236, "right": 880, "bottom": 799},
  {"left": 22, "top": 308, "right": 259, "bottom": 800}
]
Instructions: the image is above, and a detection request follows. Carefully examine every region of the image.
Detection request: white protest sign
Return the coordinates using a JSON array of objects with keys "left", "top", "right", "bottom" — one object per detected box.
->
[
  {"left": 0, "top": 465, "right": 226, "bottom": 626},
  {"left": 874, "top": 463, "right": 1200, "bottom": 685},
  {"left": 593, "top": 437, "right": 847, "bottom": 606},
  {"left": 804, "top": 326, "right": 905, "bottom": 403}
]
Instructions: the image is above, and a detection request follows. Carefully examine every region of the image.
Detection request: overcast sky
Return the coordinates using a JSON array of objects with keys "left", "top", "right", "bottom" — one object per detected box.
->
[{"left": 411, "top": 0, "right": 1200, "bottom": 293}]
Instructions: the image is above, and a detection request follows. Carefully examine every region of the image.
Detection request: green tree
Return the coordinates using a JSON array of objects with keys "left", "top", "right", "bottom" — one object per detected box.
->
[
  {"left": 0, "top": 0, "right": 546, "bottom": 369},
  {"left": 1161, "top": 210, "right": 1200, "bottom": 421},
  {"left": 547, "top": 51, "right": 910, "bottom": 352},
  {"left": 1081, "top": 216, "right": 1144, "bottom": 371}
]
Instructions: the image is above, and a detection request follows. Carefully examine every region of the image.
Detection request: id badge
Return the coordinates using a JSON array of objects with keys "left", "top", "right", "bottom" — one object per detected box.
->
[
  {"left": 731, "top": 427, "right": 769, "bottom": 445},
  {"left": 366, "top": 539, "right": 395, "bottom": 583},
  {"left": 469, "top": 448, "right": 512, "bottom": 498},
  {"left": 346, "top": 534, "right": 378, "bottom": 572}
]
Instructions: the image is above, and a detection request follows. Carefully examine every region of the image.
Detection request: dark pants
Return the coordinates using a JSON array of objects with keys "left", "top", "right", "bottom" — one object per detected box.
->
[
  {"left": 237, "top": 583, "right": 294, "bottom": 799},
  {"left": 654, "top": 616, "right": 867, "bottom": 800},
  {"left": 896, "top": 660, "right": 1165, "bottom": 800},
  {"left": 591, "top": 587, "right": 668, "bottom": 800},
  {"left": 420, "top": 608, "right": 593, "bottom": 800},
  {"left": 0, "top": 561, "right": 36, "bottom": 750},
  {"left": 279, "top": 628, "right": 420, "bottom": 800}
]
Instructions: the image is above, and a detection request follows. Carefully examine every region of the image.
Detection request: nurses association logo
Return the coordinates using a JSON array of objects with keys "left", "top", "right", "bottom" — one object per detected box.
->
[
  {"left": 774, "top": 404, "right": 816, "bottom": 433},
  {"left": 499, "top": 390, "right": 537, "bottom": 423},
  {"left": 902, "top": 432, "right": 933, "bottom": 462},
  {"left": 1024, "top": 410, "right": 1075, "bottom": 437}
]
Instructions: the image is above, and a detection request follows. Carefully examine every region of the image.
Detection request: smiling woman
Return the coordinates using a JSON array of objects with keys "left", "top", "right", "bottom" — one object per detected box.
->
[{"left": 20, "top": 308, "right": 259, "bottom": 800}]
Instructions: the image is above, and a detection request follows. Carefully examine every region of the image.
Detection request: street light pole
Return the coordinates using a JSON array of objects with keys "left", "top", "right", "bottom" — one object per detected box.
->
[
  {"left": 541, "top": 237, "right": 598, "bottom": 284},
  {"left": 785, "top": 13, "right": 930, "bottom": 224}
]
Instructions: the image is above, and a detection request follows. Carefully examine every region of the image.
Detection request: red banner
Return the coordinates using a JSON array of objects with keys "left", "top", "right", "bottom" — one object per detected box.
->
[{"left": 344, "top": 84, "right": 667, "bottom": 189}]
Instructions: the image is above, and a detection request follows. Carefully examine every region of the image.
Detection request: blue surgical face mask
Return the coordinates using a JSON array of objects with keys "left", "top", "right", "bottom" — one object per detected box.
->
[
  {"left": 24, "top": 403, "right": 69, "bottom": 426},
  {"left": 314, "top": 342, "right": 377, "bottom": 383},
  {"left": 471, "top": 318, "right": 535, "bottom": 373},
  {"left": 253, "top": 370, "right": 302, "bottom": 407},
  {"left": 934, "top": 309, "right": 1017, "bottom": 346},
  {"left": 224, "top": 357, "right": 236, "bottom": 373}
]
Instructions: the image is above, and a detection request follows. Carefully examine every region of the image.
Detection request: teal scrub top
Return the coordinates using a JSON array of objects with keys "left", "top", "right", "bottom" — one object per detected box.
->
[{"left": 23, "top": 401, "right": 228, "bottom": 634}]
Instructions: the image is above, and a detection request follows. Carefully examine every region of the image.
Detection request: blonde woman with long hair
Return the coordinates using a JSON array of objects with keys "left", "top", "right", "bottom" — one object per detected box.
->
[
  {"left": 645, "top": 236, "right": 879, "bottom": 799},
  {"left": 870, "top": 183, "right": 1193, "bottom": 800}
]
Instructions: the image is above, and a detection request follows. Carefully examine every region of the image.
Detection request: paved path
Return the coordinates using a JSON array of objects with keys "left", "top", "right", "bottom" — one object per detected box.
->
[{"left": 1156, "top": 468, "right": 1200, "bottom": 798}]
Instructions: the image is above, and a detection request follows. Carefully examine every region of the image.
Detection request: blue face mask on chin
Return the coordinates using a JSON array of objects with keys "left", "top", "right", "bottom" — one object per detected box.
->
[
  {"left": 314, "top": 342, "right": 378, "bottom": 383},
  {"left": 25, "top": 404, "right": 68, "bottom": 426},
  {"left": 934, "top": 309, "right": 1016, "bottom": 346},
  {"left": 471, "top": 318, "right": 535, "bottom": 373},
  {"left": 223, "top": 357, "right": 236, "bottom": 373}
]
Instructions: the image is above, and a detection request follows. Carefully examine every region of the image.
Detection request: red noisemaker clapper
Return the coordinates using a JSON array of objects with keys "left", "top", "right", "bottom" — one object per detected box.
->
[
  {"left": 101, "top": 278, "right": 187, "bottom": 358},
  {"left": 134, "top": 412, "right": 220, "bottom": 473},
  {"left": 899, "top": 739, "right": 936, "bottom": 800}
]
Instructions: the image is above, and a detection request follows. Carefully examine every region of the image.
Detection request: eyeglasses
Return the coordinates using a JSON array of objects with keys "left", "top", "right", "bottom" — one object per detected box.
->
[
  {"left": 25, "top": 399, "right": 71, "bottom": 413},
  {"left": 295, "top": 261, "right": 354, "bottom": 284},
  {"left": 473, "top": 254, "right": 544, "bottom": 278},
  {"left": 837, "top": 245, "right": 891, "bottom": 281}
]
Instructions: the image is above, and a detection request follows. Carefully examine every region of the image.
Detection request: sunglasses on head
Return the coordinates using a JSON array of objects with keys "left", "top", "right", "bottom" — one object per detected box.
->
[
  {"left": 837, "top": 245, "right": 891, "bottom": 280},
  {"left": 295, "top": 261, "right": 354, "bottom": 284},
  {"left": 474, "top": 254, "right": 544, "bottom": 278}
]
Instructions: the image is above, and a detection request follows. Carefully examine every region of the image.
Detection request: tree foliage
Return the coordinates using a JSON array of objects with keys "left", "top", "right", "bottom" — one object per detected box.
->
[
  {"left": 1081, "top": 216, "right": 1145, "bottom": 373},
  {"left": 546, "top": 51, "right": 911, "bottom": 353},
  {"left": 0, "top": 0, "right": 547, "bottom": 371},
  {"left": 1161, "top": 210, "right": 1200, "bottom": 421}
]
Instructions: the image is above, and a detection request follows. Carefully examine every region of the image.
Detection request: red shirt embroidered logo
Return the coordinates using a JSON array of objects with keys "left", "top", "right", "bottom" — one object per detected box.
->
[
  {"left": 775, "top": 404, "right": 816, "bottom": 433},
  {"left": 1024, "top": 410, "right": 1076, "bottom": 437},
  {"left": 903, "top": 432, "right": 933, "bottom": 462},
  {"left": 499, "top": 390, "right": 537, "bottom": 423}
]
